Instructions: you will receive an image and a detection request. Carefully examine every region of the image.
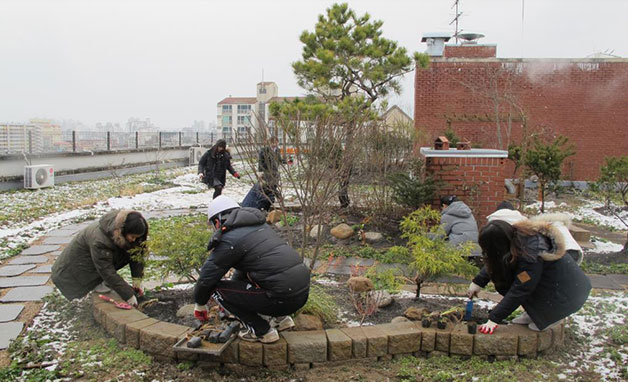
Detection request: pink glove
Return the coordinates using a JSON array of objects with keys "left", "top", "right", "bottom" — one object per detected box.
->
[
  {"left": 233, "top": 172, "right": 240, "bottom": 179},
  {"left": 479, "top": 320, "right": 499, "bottom": 334},
  {"left": 194, "top": 304, "right": 209, "bottom": 322}
]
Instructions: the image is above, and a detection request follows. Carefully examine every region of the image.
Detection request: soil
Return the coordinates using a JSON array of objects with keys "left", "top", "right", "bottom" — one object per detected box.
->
[
  {"left": 142, "top": 275, "right": 489, "bottom": 328},
  {"left": 584, "top": 249, "right": 628, "bottom": 265}
]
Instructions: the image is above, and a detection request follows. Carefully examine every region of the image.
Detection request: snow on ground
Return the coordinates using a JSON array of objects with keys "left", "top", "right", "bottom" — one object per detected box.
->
[
  {"left": 590, "top": 237, "right": 626, "bottom": 254},
  {"left": 529, "top": 199, "right": 628, "bottom": 231}
]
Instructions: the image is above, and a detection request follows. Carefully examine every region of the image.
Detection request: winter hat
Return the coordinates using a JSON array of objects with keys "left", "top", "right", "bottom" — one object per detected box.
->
[
  {"left": 440, "top": 195, "right": 458, "bottom": 206},
  {"left": 123, "top": 211, "right": 148, "bottom": 237},
  {"left": 496, "top": 201, "right": 515, "bottom": 211},
  {"left": 216, "top": 139, "right": 227, "bottom": 149}
]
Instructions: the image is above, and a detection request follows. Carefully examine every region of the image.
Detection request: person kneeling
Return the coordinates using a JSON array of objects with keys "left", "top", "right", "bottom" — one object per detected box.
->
[
  {"left": 193, "top": 196, "right": 310, "bottom": 343},
  {"left": 468, "top": 220, "right": 591, "bottom": 334}
]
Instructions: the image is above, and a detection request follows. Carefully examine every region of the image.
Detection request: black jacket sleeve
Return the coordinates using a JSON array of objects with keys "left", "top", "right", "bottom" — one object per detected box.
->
[
  {"left": 198, "top": 150, "right": 210, "bottom": 175},
  {"left": 225, "top": 152, "right": 236, "bottom": 176},
  {"left": 193, "top": 238, "right": 245, "bottom": 305},
  {"left": 472, "top": 266, "right": 491, "bottom": 288},
  {"left": 258, "top": 149, "right": 266, "bottom": 172}
]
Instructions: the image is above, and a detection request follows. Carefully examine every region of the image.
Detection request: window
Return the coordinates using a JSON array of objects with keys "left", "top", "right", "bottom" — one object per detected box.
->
[
  {"left": 259, "top": 87, "right": 266, "bottom": 94},
  {"left": 222, "top": 105, "right": 232, "bottom": 113},
  {"left": 237, "top": 116, "right": 251, "bottom": 125},
  {"left": 221, "top": 116, "right": 232, "bottom": 126},
  {"left": 237, "top": 104, "right": 251, "bottom": 114}
]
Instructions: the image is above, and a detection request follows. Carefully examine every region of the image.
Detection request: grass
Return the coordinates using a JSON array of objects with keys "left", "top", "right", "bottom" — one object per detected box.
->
[
  {"left": 297, "top": 283, "right": 339, "bottom": 324},
  {"left": 318, "top": 244, "right": 412, "bottom": 265},
  {"left": 580, "top": 261, "right": 628, "bottom": 275}
]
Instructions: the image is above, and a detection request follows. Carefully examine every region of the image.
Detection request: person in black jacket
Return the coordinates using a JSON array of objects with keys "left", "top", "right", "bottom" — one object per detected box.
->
[
  {"left": 197, "top": 139, "right": 240, "bottom": 199},
  {"left": 193, "top": 196, "right": 310, "bottom": 343},
  {"left": 468, "top": 220, "right": 591, "bottom": 334},
  {"left": 241, "top": 137, "right": 284, "bottom": 211}
]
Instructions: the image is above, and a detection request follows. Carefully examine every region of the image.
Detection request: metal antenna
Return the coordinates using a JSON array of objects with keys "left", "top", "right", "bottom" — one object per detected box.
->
[
  {"left": 521, "top": 0, "right": 525, "bottom": 57},
  {"left": 450, "top": 0, "right": 462, "bottom": 44}
]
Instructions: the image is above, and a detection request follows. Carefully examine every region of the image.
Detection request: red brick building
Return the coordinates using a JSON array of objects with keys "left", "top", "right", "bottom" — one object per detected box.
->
[{"left": 414, "top": 43, "right": 628, "bottom": 180}]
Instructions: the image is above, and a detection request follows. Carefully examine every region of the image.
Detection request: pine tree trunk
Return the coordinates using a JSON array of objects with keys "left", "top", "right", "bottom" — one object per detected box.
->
[{"left": 415, "top": 279, "right": 423, "bottom": 300}]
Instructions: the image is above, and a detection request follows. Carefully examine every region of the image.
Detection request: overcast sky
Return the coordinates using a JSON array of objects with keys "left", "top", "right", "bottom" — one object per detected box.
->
[{"left": 0, "top": 0, "right": 625, "bottom": 129}]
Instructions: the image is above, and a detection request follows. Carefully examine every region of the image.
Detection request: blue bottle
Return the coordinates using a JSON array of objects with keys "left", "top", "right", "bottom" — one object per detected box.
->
[{"left": 464, "top": 300, "right": 474, "bottom": 321}]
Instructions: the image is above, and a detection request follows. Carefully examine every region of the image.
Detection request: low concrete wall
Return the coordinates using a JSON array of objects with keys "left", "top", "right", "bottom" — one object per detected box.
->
[{"left": 92, "top": 291, "right": 565, "bottom": 367}]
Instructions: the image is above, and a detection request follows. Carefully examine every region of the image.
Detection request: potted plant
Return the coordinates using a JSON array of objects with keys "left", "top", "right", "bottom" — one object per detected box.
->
[
  {"left": 467, "top": 321, "right": 477, "bottom": 334},
  {"left": 437, "top": 318, "right": 448, "bottom": 330},
  {"left": 422, "top": 317, "right": 432, "bottom": 328}
]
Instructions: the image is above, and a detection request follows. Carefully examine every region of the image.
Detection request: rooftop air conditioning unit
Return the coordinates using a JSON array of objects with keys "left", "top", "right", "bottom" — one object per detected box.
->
[
  {"left": 24, "top": 164, "right": 54, "bottom": 189},
  {"left": 189, "top": 147, "right": 205, "bottom": 166}
]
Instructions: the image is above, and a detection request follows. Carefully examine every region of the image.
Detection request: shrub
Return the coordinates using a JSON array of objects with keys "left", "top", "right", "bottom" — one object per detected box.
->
[
  {"left": 298, "top": 283, "right": 338, "bottom": 324},
  {"left": 389, "top": 159, "right": 438, "bottom": 210},
  {"left": 365, "top": 266, "right": 404, "bottom": 293},
  {"left": 598, "top": 156, "right": 628, "bottom": 207}
]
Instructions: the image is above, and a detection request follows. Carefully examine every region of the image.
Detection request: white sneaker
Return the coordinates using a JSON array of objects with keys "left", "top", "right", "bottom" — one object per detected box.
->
[
  {"left": 270, "top": 316, "right": 295, "bottom": 332},
  {"left": 238, "top": 328, "right": 280, "bottom": 343},
  {"left": 528, "top": 319, "right": 562, "bottom": 332},
  {"left": 512, "top": 312, "right": 532, "bottom": 325},
  {"left": 94, "top": 282, "right": 111, "bottom": 293}
]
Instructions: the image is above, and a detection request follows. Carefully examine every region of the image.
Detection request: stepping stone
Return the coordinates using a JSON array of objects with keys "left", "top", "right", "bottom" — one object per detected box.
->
[
  {"left": 0, "top": 305, "right": 24, "bottom": 322},
  {"left": 0, "top": 275, "right": 50, "bottom": 288},
  {"left": 42, "top": 236, "right": 73, "bottom": 245},
  {"left": 46, "top": 229, "right": 78, "bottom": 237},
  {"left": 0, "top": 322, "right": 24, "bottom": 349},
  {"left": 32, "top": 265, "right": 53, "bottom": 274},
  {"left": 8, "top": 256, "right": 48, "bottom": 265},
  {"left": 21, "top": 245, "right": 60, "bottom": 256},
  {"left": 587, "top": 274, "right": 624, "bottom": 290},
  {"left": 0, "top": 264, "right": 36, "bottom": 277},
  {"left": 50, "top": 251, "right": 62, "bottom": 257},
  {"left": 0, "top": 286, "right": 54, "bottom": 302},
  {"left": 609, "top": 274, "right": 628, "bottom": 287}
]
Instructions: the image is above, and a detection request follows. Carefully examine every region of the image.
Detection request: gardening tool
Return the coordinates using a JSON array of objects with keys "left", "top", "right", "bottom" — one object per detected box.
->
[
  {"left": 464, "top": 299, "right": 474, "bottom": 321},
  {"left": 99, "top": 294, "right": 133, "bottom": 310},
  {"left": 217, "top": 321, "right": 240, "bottom": 343}
]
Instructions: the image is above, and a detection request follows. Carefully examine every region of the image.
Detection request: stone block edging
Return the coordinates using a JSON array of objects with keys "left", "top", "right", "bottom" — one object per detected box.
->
[{"left": 92, "top": 292, "right": 564, "bottom": 368}]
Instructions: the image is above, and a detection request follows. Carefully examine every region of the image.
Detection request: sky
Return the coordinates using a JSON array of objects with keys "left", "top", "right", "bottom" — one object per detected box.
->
[{"left": 0, "top": 0, "right": 626, "bottom": 129}]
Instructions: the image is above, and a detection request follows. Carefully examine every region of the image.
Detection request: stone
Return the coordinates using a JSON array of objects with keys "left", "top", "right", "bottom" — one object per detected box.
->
[
  {"left": 93, "top": 301, "right": 123, "bottom": 326},
  {"left": 176, "top": 304, "right": 195, "bottom": 318},
  {"left": 435, "top": 330, "right": 451, "bottom": 353},
  {"left": 125, "top": 318, "right": 159, "bottom": 348},
  {"left": 104, "top": 309, "right": 150, "bottom": 343},
  {"left": 379, "top": 322, "right": 422, "bottom": 354},
  {"left": 373, "top": 290, "right": 393, "bottom": 308},
  {"left": 391, "top": 316, "right": 410, "bottom": 324},
  {"left": 20, "top": 245, "right": 60, "bottom": 256},
  {"left": 42, "top": 236, "right": 73, "bottom": 245},
  {"left": 537, "top": 328, "right": 552, "bottom": 352},
  {"left": 32, "top": 265, "right": 52, "bottom": 274},
  {"left": 361, "top": 325, "right": 389, "bottom": 357},
  {"left": 474, "top": 330, "right": 518, "bottom": 356},
  {"left": 347, "top": 276, "right": 374, "bottom": 292},
  {"left": 550, "top": 323, "right": 564, "bottom": 348},
  {"left": 0, "top": 322, "right": 24, "bottom": 349},
  {"left": 0, "top": 304, "right": 24, "bottom": 322},
  {"left": 0, "top": 264, "right": 36, "bottom": 277},
  {"left": 0, "top": 286, "right": 53, "bottom": 302},
  {"left": 326, "top": 329, "right": 352, "bottom": 361},
  {"left": 8, "top": 256, "right": 48, "bottom": 265},
  {"left": 49, "top": 251, "right": 62, "bottom": 257},
  {"left": 587, "top": 274, "right": 624, "bottom": 290},
  {"left": 140, "top": 321, "right": 190, "bottom": 359},
  {"left": 263, "top": 337, "right": 287, "bottom": 366},
  {"left": 292, "top": 362, "right": 311, "bottom": 370},
  {"left": 309, "top": 224, "right": 324, "bottom": 240},
  {"left": 340, "top": 327, "right": 367, "bottom": 358},
  {"left": 0, "top": 275, "right": 50, "bottom": 288},
  {"left": 449, "top": 323, "right": 474, "bottom": 356},
  {"left": 404, "top": 307, "right": 429, "bottom": 321},
  {"left": 420, "top": 328, "right": 436, "bottom": 352},
  {"left": 282, "top": 330, "right": 327, "bottom": 363},
  {"left": 45, "top": 229, "right": 78, "bottom": 237},
  {"left": 294, "top": 313, "right": 324, "bottom": 331},
  {"left": 500, "top": 324, "right": 538, "bottom": 356},
  {"left": 330, "top": 224, "right": 354, "bottom": 239},
  {"left": 266, "top": 210, "right": 284, "bottom": 224},
  {"left": 239, "top": 341, "right": 263, "bottom": 366},
  {"left": 364, "top": 232, "right": 384, "bottom": 243}
]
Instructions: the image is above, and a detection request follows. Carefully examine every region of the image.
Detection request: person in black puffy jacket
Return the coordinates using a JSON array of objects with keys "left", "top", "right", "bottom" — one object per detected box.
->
[
  {"left": 192, "top": 196, "right": 310, "bottom": 343},
  {"left": 197, "top": 139, "right": 240, "bottom": 199}
]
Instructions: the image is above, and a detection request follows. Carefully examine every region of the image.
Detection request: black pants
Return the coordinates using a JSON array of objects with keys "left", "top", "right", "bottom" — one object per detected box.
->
[
  {"left": 212, "top": 185, "right": 223, "bottom": 199},
  {"left": 211, "top": 279, "right": 308, "bottom": 336}
]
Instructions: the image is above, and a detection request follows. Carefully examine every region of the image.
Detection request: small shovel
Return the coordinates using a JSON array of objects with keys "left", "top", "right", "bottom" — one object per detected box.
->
[{"left": 99, "top": 294, "right": 133, "bottom": 310}]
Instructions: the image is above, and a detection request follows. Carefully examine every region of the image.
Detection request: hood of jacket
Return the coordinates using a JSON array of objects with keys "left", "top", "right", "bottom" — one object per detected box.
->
[
  {"left": 513, "top": 219, "right": 567, "bottom": 261},
  {"left": 487, "top": 209, "right": 527, "bottom": 225},
  {"left": 442, "top": 201, "right": 473, "bottom": 219},
  {"left": 530, "top": 212, "right": 573, "bottom": 228},
  {"left": 99, "top": 209, "right": 134, "bottom": 249},
  {"left": 207, "top": 207, "right": 267, "bottom": 250}
]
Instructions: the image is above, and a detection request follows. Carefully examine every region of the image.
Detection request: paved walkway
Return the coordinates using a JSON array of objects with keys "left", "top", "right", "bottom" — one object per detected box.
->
[{"left": 1, "top": 207, "right": 627, "bottom": 350}]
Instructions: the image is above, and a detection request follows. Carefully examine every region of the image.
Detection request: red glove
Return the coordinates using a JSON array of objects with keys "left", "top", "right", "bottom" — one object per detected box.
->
[
  {"left": 233, "top": 172, "right": 240, "bottom": 179},
  {"left": 194, "top": 304, "right": 209, "bottom": 322},
  {"left": 479, "top": 320, "right": 499, "bottom": 334}
]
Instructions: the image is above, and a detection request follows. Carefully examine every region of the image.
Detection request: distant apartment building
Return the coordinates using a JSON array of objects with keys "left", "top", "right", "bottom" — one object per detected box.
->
[
  {"left": 31, "top": 119, "right": 62, "bottom": 152},
  {"left": 0, "top": 123, "right": 40, "bottom": 154}
]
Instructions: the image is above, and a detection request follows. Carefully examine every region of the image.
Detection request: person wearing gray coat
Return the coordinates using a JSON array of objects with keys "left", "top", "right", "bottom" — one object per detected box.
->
[{"left": 439, "top": 195, "right": 479, "bottom": 247}]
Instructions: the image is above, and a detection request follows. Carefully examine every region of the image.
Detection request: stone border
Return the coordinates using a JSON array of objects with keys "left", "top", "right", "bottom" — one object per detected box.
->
[{"left": 92, "top": 291, "right": 565, "bottom": 368}]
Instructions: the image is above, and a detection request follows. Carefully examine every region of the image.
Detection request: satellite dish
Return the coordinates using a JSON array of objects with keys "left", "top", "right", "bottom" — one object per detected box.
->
[
  {"left": 458, "top": 32, "right": 485, "bottom": 43},
  {"left": 35, "top": 168, "right": 48, "bottom": 185}
]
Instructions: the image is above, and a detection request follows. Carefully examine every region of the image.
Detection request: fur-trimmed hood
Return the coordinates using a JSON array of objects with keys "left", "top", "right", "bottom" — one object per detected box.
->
[
  {"left": 513, "top": 219, "right": 567, "bottom": 261},
  {"left": 99, "top": 209, "right": 134, "bottom": 249}
]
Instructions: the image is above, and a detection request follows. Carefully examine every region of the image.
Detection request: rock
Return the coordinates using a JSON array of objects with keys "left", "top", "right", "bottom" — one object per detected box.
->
[
  {"left": 267, "top": 210, "right": 284, "bottom": 224},
  {"left": 391, "top": 316, "right": 410, "bottom": 324},
  {"left": 176, "top": 304, "right": 195, "bottom": 318},
  {"left": 294, "top": 313, "right": 324, "bottom": 331},
  {"left": 309, "top": 224, "right": 324, "bottom": 240},
  {"left": 404, "top": 307, "right": 429, "bottom": 321},
  {"left": 364, "top": 232, "right": 384, "bottom": 243},
  {"left": 371, "top": 290, "right": 393, "bottom": 308},
  {"left": 347, "top": 276, "right": 374, "bottom": 292},
  {"left": 330, "top": 224, "right": 354, "bottom": 240}
]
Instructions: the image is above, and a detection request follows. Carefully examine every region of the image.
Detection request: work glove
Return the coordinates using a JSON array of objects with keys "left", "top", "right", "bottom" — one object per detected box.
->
[
  {"left": 479, "top": 320, "right": 499, "bottom": 334},
  {"left": 126, "top": 295, "right": 138, "bottom": 307},
  {"left": 194, "top": 303, "right": 209, "bottom": 322},
  {"left": 132, "top": 278, "right": 144, "bottom": 298},
  {"left": 233, "top": 172, "right": 240, "bottom": 179},
  {"left": 467, "top": 282, "right": 482, "bottom": 299},
  {"left": 198, "top": 173, "right": 204, "bottom": 180}
]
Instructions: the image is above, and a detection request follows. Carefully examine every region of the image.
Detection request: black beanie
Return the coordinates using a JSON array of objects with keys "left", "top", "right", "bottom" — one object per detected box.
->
[
  {"left": 216, "top": 139, "right": 227, "bottom": 148},
  {"left": 123, "top": 212, "right": 147, "bottom": 236},
  {"left": 496, "top": 201, "right": 515, "bottom": 211},
  {"left": 440, "top": 195, "right": 458, "bottom": 206}
]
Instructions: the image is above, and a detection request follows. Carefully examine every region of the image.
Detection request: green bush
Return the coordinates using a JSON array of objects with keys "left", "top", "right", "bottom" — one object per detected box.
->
[
  {"left": 298, "top": 283, "right": 338, "bottom": 324},
  {"left": 142, "top": 214, "right": 211, "bottom": 282},
  {"left": 598, "top": 156, "right": 628, "bottom": 207},
  {"left": 388, "top": 159, "right": 437, "bottom": 210},
  {"left": 365, "top": 266, "right": 404, "bottom": 293}
]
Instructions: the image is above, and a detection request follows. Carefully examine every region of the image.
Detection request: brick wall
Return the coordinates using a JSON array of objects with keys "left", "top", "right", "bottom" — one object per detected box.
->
[
  {"left": 415, "top": 53, "right": 628, "bottom": 180},
  {"left": 444, "top": 44, "right": 497, "bottom": 58},
  {"left": 421, "top": 149, "right": 508, "bottom": 225}
]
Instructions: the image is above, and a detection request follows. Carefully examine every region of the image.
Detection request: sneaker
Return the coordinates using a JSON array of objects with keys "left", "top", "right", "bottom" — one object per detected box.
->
[
  {"left": 528, "top": 319, "right": 562, "bottom": 332},
  {"left": 94, "top": 282, "right": 111, "bottom": 293},
  {"left": 270, "top": 316, "right": 295, "bottom": 332},
  {"left": 511, "top": 312, "right": 532, "bottom": 325},
  {"left": 238, "top": 328, "right": 280, "bottom": 343}
]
